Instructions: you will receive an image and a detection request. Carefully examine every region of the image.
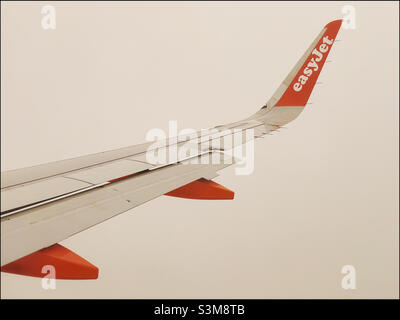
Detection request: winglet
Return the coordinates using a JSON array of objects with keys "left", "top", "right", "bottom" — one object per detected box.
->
[{"left": 269, "top": 19, "right": 342, "bottom": 108}]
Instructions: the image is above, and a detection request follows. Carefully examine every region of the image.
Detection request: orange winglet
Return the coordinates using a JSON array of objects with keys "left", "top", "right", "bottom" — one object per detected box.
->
[
  {"left": 165, "top": 178, "right": 234, "bottom": 200},
  {"left": 275, "top": 19, "right": 342, "bottom": 107},
  {"left": 1, "top": 244, "right": 98, "bottom": 280}
]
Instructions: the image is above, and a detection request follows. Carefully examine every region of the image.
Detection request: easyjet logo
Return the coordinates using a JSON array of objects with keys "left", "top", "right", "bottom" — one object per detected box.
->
[{"left": 293, "top": 36, "right": 334, "bottom": 92}]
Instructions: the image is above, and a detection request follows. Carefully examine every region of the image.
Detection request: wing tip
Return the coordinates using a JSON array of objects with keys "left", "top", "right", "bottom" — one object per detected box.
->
[{"left": 325, "top": 19, "right": 343, "bottom": 30}]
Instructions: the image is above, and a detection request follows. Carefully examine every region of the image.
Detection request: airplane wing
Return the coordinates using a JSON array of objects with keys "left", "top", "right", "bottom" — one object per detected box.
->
[{"left": 0, "top": 20, "right": 342, "bottom": 279}]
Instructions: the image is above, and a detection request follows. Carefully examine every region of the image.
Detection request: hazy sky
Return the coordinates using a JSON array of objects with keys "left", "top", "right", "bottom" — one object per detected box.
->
[{"left": 1, "top": 1, "right": 398, "bottom": 298}]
